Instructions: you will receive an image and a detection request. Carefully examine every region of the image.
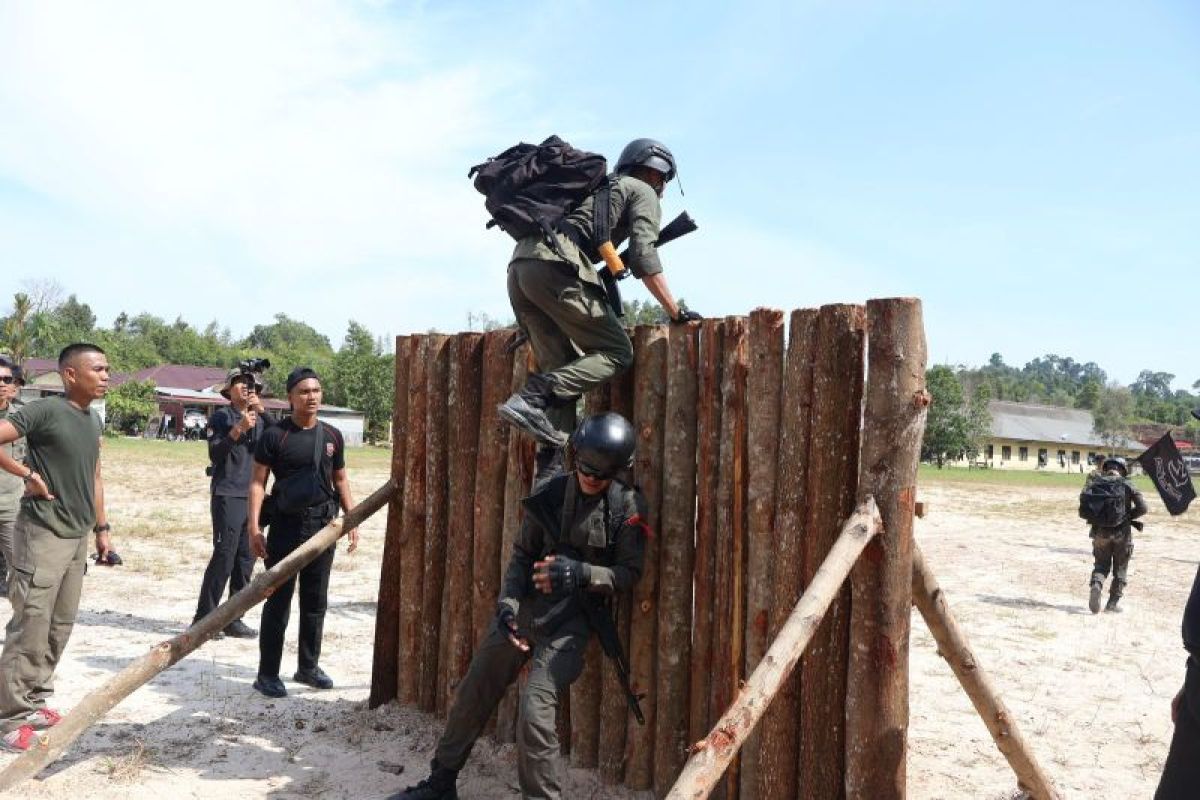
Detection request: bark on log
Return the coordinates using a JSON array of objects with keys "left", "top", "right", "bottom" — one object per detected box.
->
[
  {"left": 399, "top": 336, "right": 430, "bottom": 706},
  {"left": 912, "top": 545, "right": 1061, "bottom": 800},
  {"left": 653, "top": 321, "right": 700, "bottom": 795},
  {"left": 664, "top": 499, "right": 881, "bottom": 800},
  {"left": 624, "top": 325, "right": 668, "bottom": 790},
  {"left": 439, "top": 333, "right": 483, "bottom": 715},
  {"left": 739, "top": 308, "right": 785, "bottom": 800},
  {"left": 711, "top": 316, "right": 749, "bottom": 800},
  {"left": 756, "top": 308, "right": 818, "bottom": 800},
  {"left": 370, "top": 334, "right": 410, "bottom": 708},
  {"left": 495, "top": 345, "right": 534, "bottom": 742},
  {"left": 420, "top": 334, "right": 451, "bottom": 713},
  {"left": 0, "top": 480, "right": 399, "bottom": 794},
  {"left": 472, "top": 331, "right": 516, "bottom": 653},
  {"left": 689, "top": 319, "right": 724, "bottom": 747},
  {"left": 798, "top": 304, "right": 866, "bottom": 800},
  {"left": 845, "top": 298, "right": 927, "bottom": 799},
  {"left": 599, "top": 363, "right": 637, "bottom": 782}
]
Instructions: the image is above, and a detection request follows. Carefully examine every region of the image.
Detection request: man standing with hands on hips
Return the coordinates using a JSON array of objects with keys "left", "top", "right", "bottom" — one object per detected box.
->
[
  {"left": 246, "top": 367, "right": 358, "bottom": 698},
  {"left": 0, "top": 343, "right": 114, "bottom": 752}
]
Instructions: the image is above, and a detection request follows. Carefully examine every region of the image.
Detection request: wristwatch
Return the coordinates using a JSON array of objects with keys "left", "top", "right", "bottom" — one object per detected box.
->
[
  {"left": 93, "top": 523, "right": 111, "bottom": 534},
  {"left": 21, "top": 469, "right": 34, "bottom": 483}
]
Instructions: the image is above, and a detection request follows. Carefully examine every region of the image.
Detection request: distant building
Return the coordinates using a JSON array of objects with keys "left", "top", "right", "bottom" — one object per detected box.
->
[{"left": 954, "top": 400, "right": 1143, "bottom": 472}]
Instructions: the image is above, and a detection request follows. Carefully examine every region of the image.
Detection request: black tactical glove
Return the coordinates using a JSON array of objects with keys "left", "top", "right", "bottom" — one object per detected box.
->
[
  {"left": 496, "top": 602, "right": 519, "bottom": 636},
  {"left": 545, "top": 555, "right": 591, "bottom": 594},
  {"left": 671, "top": 309, "right": 702, "bottom": 324}
]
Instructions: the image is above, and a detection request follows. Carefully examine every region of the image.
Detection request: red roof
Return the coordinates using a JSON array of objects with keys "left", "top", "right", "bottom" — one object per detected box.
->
[
  {"left": 16, "top": 357, "right": 57, "bottom": 377},
  {"left": 112, "top": 365, "right": 229, "bottom": 391}
]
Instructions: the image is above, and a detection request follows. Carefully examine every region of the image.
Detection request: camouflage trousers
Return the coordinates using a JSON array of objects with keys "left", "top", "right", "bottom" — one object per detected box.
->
[{"left": 1091, "top": 530, "right": 1132, "bottom": 597}]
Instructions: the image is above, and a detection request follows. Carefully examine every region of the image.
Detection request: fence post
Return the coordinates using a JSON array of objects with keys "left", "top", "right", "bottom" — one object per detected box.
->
[
  {"left": 419, "top": 335, "right": 451, "bottom": 713},
  {"left": 398, "top": 336, "right": 429, "bottom": 706}
]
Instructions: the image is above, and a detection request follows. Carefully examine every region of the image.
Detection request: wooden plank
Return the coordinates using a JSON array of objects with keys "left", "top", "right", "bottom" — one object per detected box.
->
[
  {"left": 756, "top": 309, "right": 819, "bottom": 800},
  {"left": 398, "top": 336, "right": 429, "bottom": 706},
  {"left": 419, "top": 334, "right": 451, "bottom": 713},
  {"left": 739, "top": 308, "right": 785, "bottom": 800},
  {"left": 689, "top": 320, "right": 723, "bottom": 748},
  {"left": 798, "top": 304, "right": 866, "bottom": 800},
  {"left": 439, "top": 333, "right": 483, "bottom": 715},
  {"left": 370, "top": 334, "right": 409, "bottom": 708},
  {"left": 845, "top": 298, "right": 927, "bottom": 799},
  {"left": 653, "top": 321, "right": 700, "bottom": 795},
  {"left": 623, "top": 325, "right": 668, "bottom": 790}
]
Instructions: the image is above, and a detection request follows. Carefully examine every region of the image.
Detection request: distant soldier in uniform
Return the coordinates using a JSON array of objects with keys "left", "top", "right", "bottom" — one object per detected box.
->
[
  {"left": 1081, "top": 456, "right": 1147, "bottom": 614},
  {"left": 0, "top": 357, "right": 26, "bottom": 599},
  {"left": 1085, "top": 453, "right": 1107, "bottom": 486},
  {"left": 390, "top": 413, "right": 648, "bottom": 800},
  {"left": 499, "top": 139, "right": 701, "bottom": 461}
]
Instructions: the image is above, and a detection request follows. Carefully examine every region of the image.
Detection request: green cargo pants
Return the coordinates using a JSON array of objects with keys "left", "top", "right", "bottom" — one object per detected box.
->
[
  {"left": 0, "top": 515, "right": 88, "bottom": 732},
  {"left": 435, "top": 612, "right": 589, "bottom": 799},
  {"left": 1091, "top": 530, "right": 1132, "bottom": 597},
  {"left": 507, "top": 258, "right": 634, "bottom": 434}
]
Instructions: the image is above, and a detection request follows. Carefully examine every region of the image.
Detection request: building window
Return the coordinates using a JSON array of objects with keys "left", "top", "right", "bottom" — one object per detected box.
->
[
  {"left": 985, "top": 444, "right": 994, "bottom": 460},
  {"left": 1018, "top": 446, "right": 1028, "bottom": 461},
  {"left": 1088, "top": 452, "right": 1098, "bottom": 464},
  {"left": 1072, "top": 451, "right": 1080, "bottom": 464},
  {"left": 1002, "top": 445, "right": 1011, "bottom": 460}
]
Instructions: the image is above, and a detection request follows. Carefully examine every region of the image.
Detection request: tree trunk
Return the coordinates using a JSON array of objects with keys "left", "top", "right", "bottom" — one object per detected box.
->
[
  {"left": 664, "top": 499, "right": 881, "bottom": 800},
  {"left": 845, "top": 298, "right": 928, "bottom": 799},
  {"left": 420, "top": 335, "right": 451, "bottom": 713},
  {"left": 399, "top": 336, "right": 430, "bottom": 706},
  {"left": 0, "top": 480, "right": 399, "bottom": 794}
]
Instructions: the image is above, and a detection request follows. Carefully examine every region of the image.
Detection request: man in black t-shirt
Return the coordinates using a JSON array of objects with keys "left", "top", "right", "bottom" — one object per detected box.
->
[
  {"left": 193, "top": 368, "right": 270, "bottom": 638},
  {"left": 246, "top": 368, "right": 358, "bottom": 698}
]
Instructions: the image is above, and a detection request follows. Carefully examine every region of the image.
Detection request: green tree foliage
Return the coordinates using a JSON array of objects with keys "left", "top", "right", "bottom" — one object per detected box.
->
[
  {"left": 922, "top": 366, "right": 990, "bottom": 467},
  {"left": 1093, "top": 385, "right": 1135, "bottom": 449},
  {"left": 105, "top": 379, "right": 158, "bottom": 434},
  {"left": 327, "top": 321, "right": 393, "bottom": 444}
]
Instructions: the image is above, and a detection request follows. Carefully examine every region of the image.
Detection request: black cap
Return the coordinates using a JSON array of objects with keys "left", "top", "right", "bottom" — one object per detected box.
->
[{"left": 286, "top": 367, "right": 320, "bottom": 393}]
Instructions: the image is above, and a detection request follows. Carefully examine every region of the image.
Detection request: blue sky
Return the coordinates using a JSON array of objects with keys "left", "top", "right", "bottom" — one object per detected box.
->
[{"left": 1, "top": 1, "right": 1196, "bottom": 388}]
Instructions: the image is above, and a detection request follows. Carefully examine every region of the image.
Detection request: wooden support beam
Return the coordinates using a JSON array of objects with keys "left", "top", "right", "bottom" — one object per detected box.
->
[
  {"left": 370, "top": 334, "right": 410, "bottom": 708},
  {"left": 756, "top": 308, "right": 818, "bottom": 800},
  {"left": 846, "top": 297, "right": 928, "bottom": 799},
  {"left": 912, "top": 545, "right": 1061, "bottom": 800},
  {"left": 664, "top": 498, "right": 882, "bottom": 800},
  {"left": 398, "top": 336, "right": 430, "bottom": 706},
  {"left": 0, "top": 480, "right": 399, "bottom": 794},
  {"left": 420, "top": 334, "right": 450, "bottom": 713}
]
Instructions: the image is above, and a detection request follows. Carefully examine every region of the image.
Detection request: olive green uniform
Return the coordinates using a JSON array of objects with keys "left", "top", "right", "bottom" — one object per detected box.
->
[
  {"left": 1089, "top": 475, "right": 1148, "bottom": 602},
  {"left": 431, "top": 473, "right": 646, "bottom": 799},
  {"left": 0, "top": 397, "right": 102, "bottom": 732},
  {"left": 0, "top": 400, "right": 27, "bottom": 586},
  {"left": 507, "top": 175, "right": 662, "bottom": 433}
]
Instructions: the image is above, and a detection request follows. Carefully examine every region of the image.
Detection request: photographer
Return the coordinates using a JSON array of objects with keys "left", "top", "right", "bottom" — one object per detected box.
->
[
  {"left": 246, "top": 367, "right": 358, "bottom": 698},
  {"left": 192, "top": 362, "right": 272, "bottom": 638}
]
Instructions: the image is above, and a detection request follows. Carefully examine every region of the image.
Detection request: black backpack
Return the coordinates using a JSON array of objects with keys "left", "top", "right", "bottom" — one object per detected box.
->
[
  {"left": 1079, "top": 476, "right": 1128, "bottom": 527},
  {"left": 468, "top": 136, "right": 611, "bottom": 251}
]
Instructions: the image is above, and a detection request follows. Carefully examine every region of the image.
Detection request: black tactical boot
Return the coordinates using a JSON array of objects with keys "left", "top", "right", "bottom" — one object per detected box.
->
[
  {"left": 1105, "top": 593, "right": 1122, "bottom": 613},
  {"left": 1088, "top": 581, "right": 1103, "bottom": 614},
  {"left": 388, "top": 761, "right": 459, "bottom": 800},
  {"left": 498, "top": 373, "right": 569, "bottom": 448}
]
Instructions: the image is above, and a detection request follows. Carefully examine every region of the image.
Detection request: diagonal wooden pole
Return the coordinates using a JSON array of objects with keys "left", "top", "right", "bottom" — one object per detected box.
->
[
  {"left": 0, "top": 478, "right": 398, "bottom": 794},
  {"left": 911, "top": 543, "right": 1061, "bottom": 800},
  {"left": 665, "top": 497, "right": 881, "bottom": 800}
]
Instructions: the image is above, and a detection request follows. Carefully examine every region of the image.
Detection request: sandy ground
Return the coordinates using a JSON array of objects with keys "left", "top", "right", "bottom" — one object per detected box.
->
[{"left": 1, "top": 443, "right": 1197, "bottom": 799}]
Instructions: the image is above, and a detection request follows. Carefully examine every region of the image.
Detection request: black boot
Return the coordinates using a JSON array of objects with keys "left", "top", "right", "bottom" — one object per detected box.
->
[
  {"left": 1088, "top": 581, "right": 1102, "bottom": 614},
  {"left": 388, "top": 761, "right": 458, "bottom": 800},
  {"left": 1105, "top": 593, "right": 1122, "bottom": 613},
  {"left": 498, "top": 373, "right": 570, "bottom": 448}
]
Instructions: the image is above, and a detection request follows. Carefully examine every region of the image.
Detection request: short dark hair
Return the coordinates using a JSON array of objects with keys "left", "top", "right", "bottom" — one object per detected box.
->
[
  {"left": 286, "top": 367, "right": 321, "bottom": 393},
  {"left": 58, "top": 343, "right": 106, "bottom": 368}
]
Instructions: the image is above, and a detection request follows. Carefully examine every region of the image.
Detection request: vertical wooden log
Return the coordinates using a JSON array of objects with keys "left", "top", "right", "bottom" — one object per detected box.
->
[
  {"left": 624, "top": 325, "right": 668, "bottom": 790},
  {"left": 598, "top": 363, "right": 637, "bottom": 783},
  {"left": 472, "top": 331, "right": 516, "bottom": 648},
  {"left": 845, "top": 298, "right": 927, "bottom": 799},
  {"left": 495, "top": 345, "right": 535, "bottom": 743},
  {"left": 653, "top": 321, "right": 700, "bottom": 795},
  {"left": 570, "top": 386, "right": 610, "bottom": 769},
  {"left": 370, "top": 335, "right": 410, "bottom": 708},
  {"left": 798, "top": 304, "right": 866, "bottom": 800},
  {"left": 439, "top": 333, "right": 483, "bottom": 715},
  {"left": 757, "top": 309, "right": 819, "bottom": 800},
  {"left": 738, "top": 308, "right": 785, "bottom": 800},
  {"left": 420, "top": 334, "right": 451, "bottom": 713},
  {"left": 398, "top": 336, "right": 429, "bottom": 706},
  {"left": 712, "top": 316, "right": 749, "bottom": 800},
  {"left": 689, "top": 320, "right": 724, "bottom": 746}
]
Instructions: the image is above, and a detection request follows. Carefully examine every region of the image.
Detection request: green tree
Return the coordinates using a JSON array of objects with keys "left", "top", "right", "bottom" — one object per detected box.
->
[
  {"left": 1076, "top": 378, "right": 1101, "bottom": 410},
  {"left": 1, "top": 293, "right": 34, "bottom": 364},
  {"left": 922, "top": 366, "right": 988, "bottom": 467},
  {"left": 1093, "top": 385, "right": 1135, "bottom": 450},
  {"left": 106, "top": 379, "right": 158, "bottom": 434},
  {"left": 328, "top": 321, "right": 393, "bottom": 443}
]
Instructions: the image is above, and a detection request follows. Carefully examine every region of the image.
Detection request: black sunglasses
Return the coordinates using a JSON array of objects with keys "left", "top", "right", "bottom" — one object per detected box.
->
[{"left": 0, "top": 376, "right": 14, "bottom": 384}]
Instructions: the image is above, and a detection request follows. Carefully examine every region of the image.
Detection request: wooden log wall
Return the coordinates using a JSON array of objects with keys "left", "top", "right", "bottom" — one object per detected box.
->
[{"left": 372, "top": 299, "right": 925, "bottom": 800}]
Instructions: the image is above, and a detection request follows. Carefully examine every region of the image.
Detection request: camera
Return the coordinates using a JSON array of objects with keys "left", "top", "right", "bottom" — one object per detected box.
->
[{"left": 239, "top": 357, "right": 271, "bottom": 374}]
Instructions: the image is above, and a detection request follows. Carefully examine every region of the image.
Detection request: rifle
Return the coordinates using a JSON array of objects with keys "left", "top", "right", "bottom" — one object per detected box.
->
[{"left": 599, "top": 211, "right": 699, "bottom": 317}]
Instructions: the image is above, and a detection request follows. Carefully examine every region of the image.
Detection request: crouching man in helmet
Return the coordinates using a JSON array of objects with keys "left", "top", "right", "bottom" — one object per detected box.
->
[{"left": 390, "top": 413, "right": 648, "bottom": 800}]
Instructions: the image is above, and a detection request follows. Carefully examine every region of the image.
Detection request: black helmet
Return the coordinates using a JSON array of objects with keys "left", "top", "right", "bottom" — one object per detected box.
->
[
  {"left": 615, "top": 138, "right": 677, "bottom": 182},
  {"left": 570, "top": 412, "right": 636, "bottom": 480},
  {"left": 1102, "top": 456, "right": 1128, "bottom": 476}
]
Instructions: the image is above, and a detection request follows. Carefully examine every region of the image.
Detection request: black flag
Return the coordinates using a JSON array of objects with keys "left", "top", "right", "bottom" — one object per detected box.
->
[{"left": 1136, "top": 433, "right": 1196, "bottom": 516}]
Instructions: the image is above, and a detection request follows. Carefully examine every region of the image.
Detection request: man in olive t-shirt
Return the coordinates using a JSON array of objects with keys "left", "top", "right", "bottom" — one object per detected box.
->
[{"left": 0, "top": 343, "right": 112, "bottom": 752}]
